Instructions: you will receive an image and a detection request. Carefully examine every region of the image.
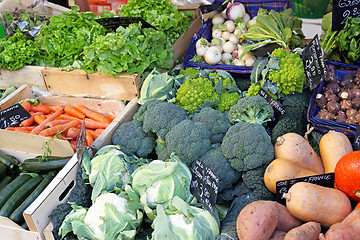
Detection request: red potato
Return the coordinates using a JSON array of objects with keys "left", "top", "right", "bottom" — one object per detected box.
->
[
  {"left": 275, "top": 202, "right": 302, "bottom": 232},
  {"left": 319, "top": 209, "right": 360, "bottom": 240},
  {"left": 283, "top": 222, "right": 321, "bottom": 240},
  {"left": 270, "top": 231, "right": 286, "bottom": 240}
]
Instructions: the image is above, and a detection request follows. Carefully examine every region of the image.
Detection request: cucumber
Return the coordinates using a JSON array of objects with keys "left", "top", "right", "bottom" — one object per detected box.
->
[
  {"left": 0, "top": 174, "right": 33, "bottom": 209},
  {"left": 0, "top": 175, "right": 14, "bottom": 192},
  {"left": 0, "top": 152, "right": 19, "bottom": 170},
  {"left": 0, "top": 163, "right": 6, "bottom": 179},
  {"left": 10, "top": 171, "right": 56, "bottom": 224},
  {"left": 19, "top": 157, "right": 71, "bottom": 173},
  {"left": 0, "top": 175, "right": 43, "bottom": 217}
]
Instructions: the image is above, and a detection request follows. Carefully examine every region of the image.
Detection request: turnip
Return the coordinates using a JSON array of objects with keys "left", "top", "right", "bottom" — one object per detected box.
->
[
  {"left": 226, "top": 2, "right": 246, "bottom": 21},
  {"left": 233, "top": 58, "right": 245, "bottom": 66},
  {"left": 222, "top": 31, "right": 231, "bottom": 41},
  {"left": 224, "top": 20, "right": 236, "bottom": 33},
  {"left": 222, "top": 41, "right": 236, "bottom": 53},
  {"left": 229, "top": 34, "right": 240, "bottom": 44},
  {"left": 195, "top": 38, "right": 209, "bottom": 49},
  {"left": 232, "top": 50, "right": 238, "bottom": 58},
  {"left": 241, "top": 52, "right": 255, "bottom": 62},
  {"left": 245, "top": 57, "right": 256, "bottom": 66},
  {"left": 204, "top": 46, "right": 222, "bottom": 65},
  {"left": 196, "top": 45, "right": 209, "bottom": 57},
  {"left": 247, "top": 17, "right": 257, "bottom": 28},
  {"left": 212, "top": 29, "right": 222, "bottom": 39},
  {"left": 212, "top": 14, "right": 225, "bottom": 25},
  {"left": 211, "top": 38, "right": 223, "bottom": 46},
  {"left": 243, "top": 13, "right": 251, "bottom": 23},
  {"left": 221, "top": 52, "right": 232, "bottom": 62}
]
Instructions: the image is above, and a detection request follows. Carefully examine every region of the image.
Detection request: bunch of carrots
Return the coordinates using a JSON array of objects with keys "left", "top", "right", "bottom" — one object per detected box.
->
[{"left": 5, "top": 101, "right": 118, "bottom": 151}]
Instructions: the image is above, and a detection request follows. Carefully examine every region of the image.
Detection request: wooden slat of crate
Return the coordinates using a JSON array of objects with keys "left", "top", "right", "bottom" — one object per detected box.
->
[
  {"left": 0, "top": 66, "right": 47, "bottom": 91},
  {"left": 0, "top": 217, "right": 42, "bottom": 240},
  {"left": 42, "top": 67, "right": 141, "bottom": 101}
]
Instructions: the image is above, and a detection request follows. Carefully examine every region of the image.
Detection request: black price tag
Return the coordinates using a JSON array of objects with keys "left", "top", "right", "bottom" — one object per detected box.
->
[
  {"left": 0, "top": 103, "right": 31, "bottom": 129},
  {"left": 332, "top": 0, "right": 360, "bottom": 31},
  {"left": 76, "top": 119, "right": 86, "bottom": 163},
  {"left": 95, "top": 17, "right": 156, "bottom": 31},
  {"left": 190, "top": 160, "right": 219, "bottom": 215},
  {"left": 257, "top": 88, "right": 285, "bottom": 115},
  {"left": 353, "top": 125, "right": 360, "bottom": 150},
  {"left": 276, "top": 173, "right": 335, "bottom": 205},
  {"left": 302, "top": 35, "right": 327, "bottom": 91}
]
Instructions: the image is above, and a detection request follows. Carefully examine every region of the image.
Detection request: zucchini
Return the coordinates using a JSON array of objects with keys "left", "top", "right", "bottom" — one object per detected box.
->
[
  {"left": 0, "top": 174, "right": 33, "bottom": 209},
  {"left": 23, "top": 156, "right": 73, "bottom": 163},
  {"left": 0, "top": 175, "right": 43, "bottom": 217},
  {"left": 0, "top": 152, "right": 19, "bottom": 170},
  {"left": 0, "top": 175, "right": 14, "bottom": 192},
  {"left": 0, "top": 163, "right": 6, "bottom": 179},
  {"left": 19, "top": 157, "right": 71, "bottom": 173},
  {"left": 10, "top": 171, "right": 56, "bottom": 224}
]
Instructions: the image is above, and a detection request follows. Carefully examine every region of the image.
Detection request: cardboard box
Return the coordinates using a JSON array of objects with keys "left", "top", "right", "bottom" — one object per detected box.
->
[{"left": 0, "top": 84, "right": 127, "bottom": 161}]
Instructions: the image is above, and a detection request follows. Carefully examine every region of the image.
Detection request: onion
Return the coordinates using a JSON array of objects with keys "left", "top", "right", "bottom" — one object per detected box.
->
[
  {"left": 224, "top": 20, "right": 236, "bottom": 33},
  {"left": 226, "top": 2, "right": 246, "bottom": 21},
  {"left": 204, "top": 46, "right": 222, "bottom": 65},
  {"left": 212, "top": 29, "right": 222, "bottom": 39},
  {"left": 212, "top": 14, "right": 225, "bottom": 25}
]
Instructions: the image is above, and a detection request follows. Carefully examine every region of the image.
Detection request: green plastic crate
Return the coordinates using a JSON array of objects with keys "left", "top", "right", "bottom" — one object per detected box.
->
[{"left": 291, "top": 0, "right": 330, "bottom": 18}]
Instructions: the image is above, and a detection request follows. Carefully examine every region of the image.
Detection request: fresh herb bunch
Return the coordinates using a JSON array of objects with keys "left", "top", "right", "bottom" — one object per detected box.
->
[
  {"left": 119, "top": 0, "right": 193, "bottom": 44},
  {"left": 82, "top": 22, "right": 174, "bottom": 77}
]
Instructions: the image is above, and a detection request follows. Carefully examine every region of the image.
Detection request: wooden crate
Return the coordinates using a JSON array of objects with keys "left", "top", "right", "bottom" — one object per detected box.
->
[
  {"left": 0, "top": 84, "right": 128, "bottom": 161},
  {"left": 0, "top": 66, "right": 47, "bottom": 91}
]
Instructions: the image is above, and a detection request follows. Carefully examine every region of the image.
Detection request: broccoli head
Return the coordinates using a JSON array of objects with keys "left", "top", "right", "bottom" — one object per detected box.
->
[
  {"left": 112, "top": 119, "right": 156, "bottom": 158},
  {"left": 191, "top": 107, "right": 231, "bottom": 144},
  {"left": 133, "top": 99, "right": 164, "bottom": 122},
  {"left": 221, "top": 121, "right": 274, "bottom": 172},
  {"left": 164, "top": 119, "right": 212, "bottom": 166},
  {"left": 227, "top": 95, "right": 274, "bottom": 125},
  {"left": 195, "top": 144, "right": 241, "bottom": 192},
  {"left": 143, "top": 101, "right": 188, "bottom": 139}
]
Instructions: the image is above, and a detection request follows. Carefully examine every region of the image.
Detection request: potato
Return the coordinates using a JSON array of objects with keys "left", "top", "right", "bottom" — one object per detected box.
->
[
  {"left": 236, "top": 201, "right": 278, "bottom": 240},
  {"left": 319, "top": 130, "right": 353, "bottom": 173},
  {"left": 319, "top": 209, "right": 360, "bottom": 240},
  {"left": 283, "top": 182, "right": 352, "bottom": 227},
  {"left": 264, "top": 158, "right": 318, "bottom": 193},
  {"left": 283, "top": 222, "right": 321, "bottom": 240},
  {"left": 274, "top": 133, "right": 325, "bottom": 174}
]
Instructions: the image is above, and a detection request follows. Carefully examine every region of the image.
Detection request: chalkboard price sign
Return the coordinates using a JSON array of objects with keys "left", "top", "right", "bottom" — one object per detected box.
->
[
  {"left": 257, "top": 88, "right": 285, "bottom": 115},
  {"left": 0, "top": 103, "right": 31, "bottom": 129},
  {"left": 190, "top": 160, "right": 219, "bottom": 215},
  {"left": 276, "top": 173, "right": 335, "bottom": 205},
  {"left": 332, "top": 0, "right": 360, "bottom": 31},
  {"left": 302, "top": 34, "right": 327, "bottom": 91}
]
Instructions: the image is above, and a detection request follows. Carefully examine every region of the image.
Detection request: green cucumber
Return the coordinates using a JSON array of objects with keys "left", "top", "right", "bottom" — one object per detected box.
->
[
  {"left": 0, "top": 163, "right": 6, "bottom": 179},
  {"left": 0, "top": 174, "right": 33, "bottom": 209},
  {"left": 0, "top": 175, "right": 43, "bottom": 217},
  {"left": 0, "top": 152, "right": 19, "bottom": 170},
  {"left": 0, "top": 175, "right": 14, "bottom": 192},
  {"left": 19, "top": 157, "right": 71, "bottom": 173},
  {"left": 10, "top": 171, "right": 56, "bottom": 224}
]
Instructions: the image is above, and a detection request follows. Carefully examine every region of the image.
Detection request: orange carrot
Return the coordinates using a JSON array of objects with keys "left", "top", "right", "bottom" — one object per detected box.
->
[
  {"left": 66, "top": 127, "right": 80, "bottom": 139},
  {"left": 84, "top": 118, "right": 110, "bottom": 129},
  {"left": 107, "top": 111, "right": 118, "bottom": 122},
  {"left": 38, "top": 120, "right": 80, "bottom": 137},
  {"left": 45, "top": 119, "right": 72, "bottom": 129},
  {"left": 70, "top": 140, "right": 76, "bottom": 151},
  {"left": 30, "top": 103, "right": 51, "bottom": 114},
  {"left": 56, "top": 114, "right": 83, "bottom": 121},
  {"left": 64, "top": 105, "right": 85, "bottom": 119},
  {"left": 87, "top": 129, "right": 99, "bottom": 140},
  {"left": 85, "top": 129, "right": 94, "bottom": 146},
  {"left": 20, "top": 101, "right": 31, "bottom": 112},
  {"left": 76, "top": 105, "right": 111, "bottom": 124},
  {"left": 30, "top": 110, "right": 62, "bottom": 135},
  {"left": 6, "top": 126, "right": 36, "bottom": 131},
  {"left": 19, "top": 112, "right": 42, "bottom": 127},
  {"left": 95, "top": 128, "right": 105, "bottom": 134},
  {"left": 34, "top": 114, "right": 46, "bottom": 125},
  {"left": 48, "top": 105, "right": 64, "bottom": 112}
]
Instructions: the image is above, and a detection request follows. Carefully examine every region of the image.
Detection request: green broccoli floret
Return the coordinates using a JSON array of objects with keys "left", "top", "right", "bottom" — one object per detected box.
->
[
  {"left": 221, "top": 121, "right": 274, "bottom": 172},
  {"left": 112, "top": 119, "right": 156, "bottom": 158},
  {"left": 267, "top": 48, "right": 307, "bottom": 97},
  {"left": 143, "top": 101, "right": 187, "bottom": 139},
  {"left": 191, "top": 107, "right": 231, "bottom": 144},
  {"left": 194, "top": 144, "right": 241, "bottom": 192},
  {"left": 164, "top": 119, "right": 212, "bottom": 166},
  {"left": 133, "top": 99, "right": 163, "bottom": 122},
  {"left": 227, "top": 95, "right": 274, "bottom": 125}
]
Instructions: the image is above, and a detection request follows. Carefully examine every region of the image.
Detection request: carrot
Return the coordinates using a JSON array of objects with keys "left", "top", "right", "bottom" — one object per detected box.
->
[
  {"left": 48, "top": 105, "right": 64, "bottom": 112},
  {"left": 45, "top": 119, "right": 72, "bottom": 129},
  {"left": 56, "top": 114, "right": 83, "bottom": 121},
  {"left": 64, "top": 105, "right": 85, "bottom": 119},
  {"left": 84, "top": 118, "right": 110, "bottom": 129},
  {"left": 30, "top": 103, "right": 51, "bottom": 114},
  {"left": 76, "top": 105, "right": 111, "bottom": 124},
  {"left": 70, "top": 140, "right": 76, "bottom": 151},
  {"left": 6, "top": 126, "right": 36, "bottom": 132},
  {"left": 6, "top": 128, "right": 31, "bottom": 134},
  {"left": 66, "top": 127, "right": 80, "bottom": 139},
  {"left": 30, "top": 110, "right": 63, "bottom": 135},
  {"left": 85, "top": 129, "right": 94, "bottom": 146},
  {"left": 87, "top": 129, "right": 102, "bottom": 140},
  {"left": 34, "top": 114, "right": 46, "bottom": 125},
  {"left": 95, "top": 128, "right": 105, "bottom": 134},
  {"left": 19, "top": 112, "right": 42, "bottom": 127},
  {"left": 20, "top": 101, "right": 31, "bottom": 112},
  {"left": 38, "top": 120, "right": 80, "bottom": 137},
  {"left": 107, "top": 111, "right": 118, "bottom": 122}
]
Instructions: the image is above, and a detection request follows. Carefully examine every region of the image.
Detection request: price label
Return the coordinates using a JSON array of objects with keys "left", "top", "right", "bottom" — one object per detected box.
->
[
  {"left": 353, "top": 125, "right": 360, "bottom": 150},
  {"left": 257, "top": 88, "right": 285, "bottom": 115},
  {"left": 190, "top": 160, "right": 219, "bottom": 215},
  {"left": 302, "top": 34, "right": 327, "bottom": 91},
  {"left": 332, "top": 0, "right": 360, "bottom": 31},
  {"left": 76, "top": 119, "right": 86, "bottom": 163},
  {"left": 276, "top": 173, "right": 335, "bottom": 205},
  {"left": 0, "top": 103, "right": 31, "bottom": 129}
]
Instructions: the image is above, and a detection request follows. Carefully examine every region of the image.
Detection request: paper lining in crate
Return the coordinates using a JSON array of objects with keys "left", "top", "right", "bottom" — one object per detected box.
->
[
  {"left": 182, "top": 0, "right": 293, "bottom": 74},
  {"left": 307, "top": 62, "right": 359, "bottom": 137}
]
